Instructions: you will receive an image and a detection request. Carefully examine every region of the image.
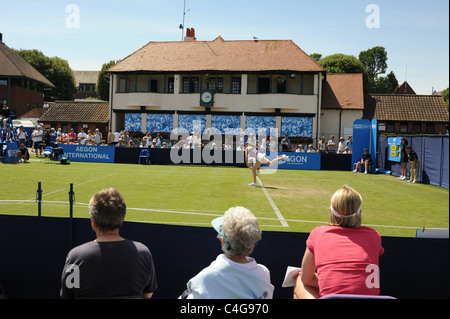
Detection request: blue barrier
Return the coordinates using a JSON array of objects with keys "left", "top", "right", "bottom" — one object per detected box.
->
[
  {"left": 0, "top": 214, "right": 448, "bottom": 299},
  {"left": 378, "top": 136, "right": 449, "bottom": 189}
]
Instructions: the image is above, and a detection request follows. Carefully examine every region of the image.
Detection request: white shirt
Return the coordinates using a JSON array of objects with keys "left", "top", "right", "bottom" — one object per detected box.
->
[
  {"left": 33, "top": 129, "right": 43, "bottom": 142},
  {"left": 186, "top": 254, "right": 273, "bottom": 299},
  {"left": 17, "top": 129, "right": 27, "bottom": 139}
]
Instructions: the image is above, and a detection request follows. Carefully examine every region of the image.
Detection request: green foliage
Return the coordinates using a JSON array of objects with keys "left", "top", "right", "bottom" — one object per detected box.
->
[
  {"left": 96, "top": 60, "right": 117, "bottom": 101},
  {"left": 359, "top": 46, "right": 388, "bottom": 78},
  {"left": 309, "top": 53, "right": 322, "bottom": 62},
  {"left": 442, "top": 88, "right": 449, "bottom": 111},
  {"left": 371, "top": 71, "right": 399, "bottom": 94},
  {"left": 13, "top": 49, "right": 77, "bottom": 100},
  {"left": 318, "top": 54, "right": 366, "bottom": 74}
]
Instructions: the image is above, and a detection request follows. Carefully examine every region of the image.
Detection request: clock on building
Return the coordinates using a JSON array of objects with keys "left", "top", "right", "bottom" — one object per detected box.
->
[{"left": 200, "top": 89, "right": 214, "bottom": 106}]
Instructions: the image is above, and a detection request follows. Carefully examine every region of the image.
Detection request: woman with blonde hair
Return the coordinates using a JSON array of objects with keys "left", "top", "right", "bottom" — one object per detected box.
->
[{"left": 294, "top": 185, "right": 384, "bottom": 299}]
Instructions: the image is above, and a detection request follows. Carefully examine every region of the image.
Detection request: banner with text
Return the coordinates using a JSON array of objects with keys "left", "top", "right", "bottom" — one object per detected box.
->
[
  {"left": 264, "top": 152, "right": 321, "bottom": 170},
  {"left": 60, "top": 145, "right": 115, "bottom": 163}
]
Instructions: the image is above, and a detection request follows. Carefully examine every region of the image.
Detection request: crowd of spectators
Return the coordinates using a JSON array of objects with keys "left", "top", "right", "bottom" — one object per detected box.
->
[{"left": 59, "top": 185, "right": 384, "bottom": 299}]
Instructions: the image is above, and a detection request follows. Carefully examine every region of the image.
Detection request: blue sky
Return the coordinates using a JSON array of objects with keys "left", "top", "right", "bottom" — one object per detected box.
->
[{"left": 1, "top": 0, "right": 448, "bottom": 94}]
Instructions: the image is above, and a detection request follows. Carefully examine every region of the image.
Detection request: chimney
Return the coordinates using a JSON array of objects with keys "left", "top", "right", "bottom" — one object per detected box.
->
[
  {"left": 0, "top": 33, "right": 3, "bottom": 43},
  {"left": 184, "top": 27, "right": 197, "bottom": 41}
]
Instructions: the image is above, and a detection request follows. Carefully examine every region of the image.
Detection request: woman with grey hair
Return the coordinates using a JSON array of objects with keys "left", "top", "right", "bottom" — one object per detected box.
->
[{"left": 183, "top": 207, "right": 274, "bottom": 299}]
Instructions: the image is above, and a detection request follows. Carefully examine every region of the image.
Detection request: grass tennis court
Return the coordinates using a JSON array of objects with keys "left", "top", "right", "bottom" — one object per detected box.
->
[{"left": 0, "top": 160, "right": 448, "bottom": 237}]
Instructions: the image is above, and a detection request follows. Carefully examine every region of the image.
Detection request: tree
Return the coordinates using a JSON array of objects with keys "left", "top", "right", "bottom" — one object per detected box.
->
[
  {"left": 442, "top": 88, "right": 449, "bottom": 111},
  {"left": 14, "top": 49, "right": 77, "bottom": 100},
  {"left": 358, "top": 46, "right": 388, "bottom": 79},
  {"left": 96, "top": 60, "right": 117, "bottom": 101},
  {"left": 309, "top": 53, "right": 322, "bottom": 62},
  {"left": 318, "top": 54, "right": 366, "bottom": 74},
  {"left": 372, "top": 71, "right": 399, "bottom": 94}
]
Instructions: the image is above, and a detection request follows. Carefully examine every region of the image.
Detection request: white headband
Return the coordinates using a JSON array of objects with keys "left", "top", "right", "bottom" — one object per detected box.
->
[{"left": 330, "top": 205, "right": 361, "bottom": 218}]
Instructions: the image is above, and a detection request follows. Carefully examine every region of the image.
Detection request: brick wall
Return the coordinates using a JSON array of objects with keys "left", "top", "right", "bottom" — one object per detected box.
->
[{"left": 0, "top": 85, "right": 44, "bottom": 117}]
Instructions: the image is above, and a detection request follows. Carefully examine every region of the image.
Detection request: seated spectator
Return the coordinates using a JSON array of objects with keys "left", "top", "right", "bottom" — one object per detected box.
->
[
  {"left": 293, "top": 185, "right": 384, "bottom": 299},
  {"left": 306, "top": 144, "right": 315, "bottom": 153},
  {"left": 115, "top": 138, "right": 128, "bottom": 148},
  {"left": 405, "top": 145, "right": 420, "bottom": 184},
  {"left": 182, "top": 207, "right": 274, "bottom": 299},
  {"left": 353, "top": 148, "right": 372, "bottom": 174},
  {"left": 139, "top": 139, "right": 148, "bottom": 148},
  {"left": 161, "top": 142, "right": 168, "bottom": 149},
  {"left": 150, "top": 139, "right": 158, "bottom": 149},
  {"left": 60, "top": 188, "right": 157, "bottom": 299},
  {"left": 342, "top": 146, "right": 351, "bottom": 154},
  {"left": 337, "top": 137, "right": 346, "bottom": 154},
  {"left": 14, "top": 143, "right": 30, "bottom": 163},
  {"left": 295, "top": 144, "right": 305, "bottom": 153}
]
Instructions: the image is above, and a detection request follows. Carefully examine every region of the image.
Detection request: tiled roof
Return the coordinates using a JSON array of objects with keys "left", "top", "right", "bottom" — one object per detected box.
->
[
  {"left": 108, "top": 36, "right": 325, "bottom": 73},
  {"left": 364, "top": 94, "right": 449, "bottom": 122},
  {"left": 397, "top": 81, "right": 416, "bottom": 95},
  {"left": 40, "top": 101, "right": 110, "bottom": 124},
  {"left": 17, "top": 107, "right": 46, "bottom": 119},
  {"left": 321, "top": 73, "right": 364, "bottom": 110},
  {"left": 73, "top": 70, "right": 99, "bottom": 86},
  {"left": 0, "top": 42, "right": 54, "bottom": 87}
]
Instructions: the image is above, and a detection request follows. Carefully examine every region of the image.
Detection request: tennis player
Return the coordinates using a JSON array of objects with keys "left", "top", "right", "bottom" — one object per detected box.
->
[{"left": 244, "top": 138, "right": 289, "bottom": 187}]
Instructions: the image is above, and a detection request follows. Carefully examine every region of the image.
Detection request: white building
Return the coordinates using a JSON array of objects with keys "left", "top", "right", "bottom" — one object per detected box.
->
[{"left": 108, "top": 32, "right": 363, "bottom": 147}]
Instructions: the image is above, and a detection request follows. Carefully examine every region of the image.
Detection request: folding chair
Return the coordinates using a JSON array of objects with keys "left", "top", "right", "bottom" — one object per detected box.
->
[
  {"left": 42, "top": 146, "right": 53, "bottom": 163},
  {"left": 139, "top": 148, "right": 150, "bottom": 165}
]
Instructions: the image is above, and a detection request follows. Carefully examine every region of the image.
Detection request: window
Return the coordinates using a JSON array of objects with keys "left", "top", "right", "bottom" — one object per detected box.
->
[
  {"left": 168, "top": 77, "right": 174, "bottom": 94},
  {"left": 80, "top": 83, "right": 95, "bottom": 92},
  {"left": 386, "top": 122, "right": 395, "bottom": 133},
  {"left": 207, "top": 77, "right": 223, "bottom": 93},
  {"left": 378, "top": 122, "right": 386, "bottom": 131},
  {"left": 426, "top": 123, "right": 435, "bottom": 134},
  {"left": 118, "top": 78, "right": 127, "bottom": 93},
  {"left": 258, "top": 78, "right": 270, "bottom": 94},
  {"left": 150, "top": 80, "right": 157, "bottom": 93},
  {"left": 276, "top": 80, "right": 286, "bottom": 93},
  {"left": 183, "top": 77, "right": 199, "bottom": 93},
  {"left": 231, "top": 77, "right": 241, "bottom": 94},
  {"left": 413, "top": 122, "right": 421, "bottom": 134},
  {"left": 400, "top": 122, "right": 408, "bottom": 133}
]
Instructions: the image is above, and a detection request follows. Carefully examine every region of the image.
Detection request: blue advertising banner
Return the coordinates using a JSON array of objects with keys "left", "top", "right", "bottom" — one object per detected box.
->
[
  {"left": 388, "top": 137, "right": 402, "bottom": 162},
  {"left": 5, "top": 142, "right": 19, "bottom": 163},
  {"left": 60, "top": 145, "right": 115, "bottom": 163},
  {"left": 351, "top": 119, "right": 372, "bottom": 171},
  {"left": 263, "top": 152, "right": 321, "bottom": 170}
]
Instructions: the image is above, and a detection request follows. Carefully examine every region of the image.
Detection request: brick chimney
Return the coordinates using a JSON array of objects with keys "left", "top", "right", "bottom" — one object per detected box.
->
[{"left": 184, "top": 28, "right": 197, "bottom": 41}]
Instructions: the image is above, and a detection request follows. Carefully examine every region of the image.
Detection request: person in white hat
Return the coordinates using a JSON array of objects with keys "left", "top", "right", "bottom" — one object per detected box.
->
[{"left": 182, "top": 207, "right": 274, "bottom": 299}]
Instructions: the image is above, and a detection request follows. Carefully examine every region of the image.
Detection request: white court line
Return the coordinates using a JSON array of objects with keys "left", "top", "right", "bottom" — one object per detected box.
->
[
  {"left": 21, "top": 172, "right": 118, "bottom": 203},
  {"left": 0, "top": 200, "right": 442, "bottom": 230},
  {"left": 256, "top": 176, "right": 289, "bottom": 227}
]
